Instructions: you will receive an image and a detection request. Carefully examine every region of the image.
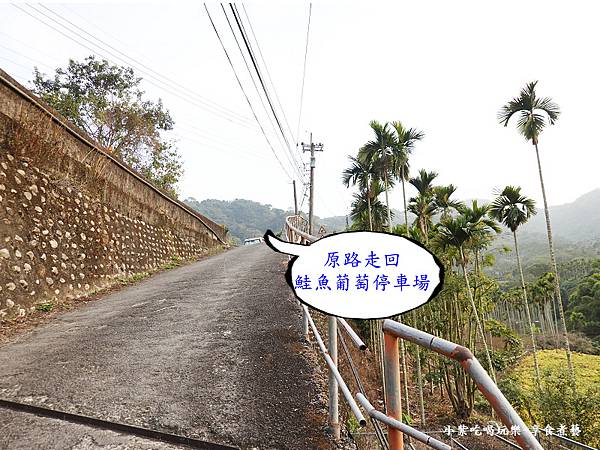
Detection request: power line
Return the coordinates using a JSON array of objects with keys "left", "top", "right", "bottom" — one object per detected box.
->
[
  {"left": 0, "top": 42, "right": 54, "bottom": 72},
  {"left": 171, "top": 132, "right": 277, "bottom": 164},
  {"left": 203, "top": 3, "right": 293, "bottom": 181},
  {"left": 0, "top": 55, "right": 34, "bottom": 73},
  {"left": 219, "top": 4, "right": 301, "bottom": 180},
  {"left": 241, "top": 4, "right": 297, "bottom": 152},
  {"left": 299, "top": 181, "right": 309, "bottom": 211},
  {"left": 5, "top": 6, "right": 280, "bottom": 169},
  {"left": 295, "top": 3, "right": 312, "bottom": 147},
  {"left": 13, "top": 3, "right": 257, "bottom": 131},
  {"left": 172, "top": 123, "right": 277, "bottom": 161},
  {"left": 37, "top": 4, "right": 256, "bottom": 128},
  {"left": 228, "top": 4, "right": 306, "bottom": 182},
  {"left": 1, "top": 26, "right": 272, "bottom": 169}
]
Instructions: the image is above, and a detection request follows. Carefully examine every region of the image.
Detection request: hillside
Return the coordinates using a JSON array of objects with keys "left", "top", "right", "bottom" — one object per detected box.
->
[
  {"left": 184, "top": 198, "right": 350, "bottom": 244},
  {"left": 487, "top": 190, "right": 600, "bottom": 282},
  {"left": 521, "top": 189, "right": 600, "bottom": 242},
  {"left": 185, "top": 189, "right": 600, "bottom": 253}
]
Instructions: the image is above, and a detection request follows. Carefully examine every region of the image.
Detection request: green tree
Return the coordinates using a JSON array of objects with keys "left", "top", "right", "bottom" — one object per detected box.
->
[
  {"left": 568, "top": 272, "right": 600, "bottom": 341},
  {"left": 435, "top": 215, "right": 496, "bottom": 383},
  {"left": 408, "top": 169, "right": 438, "bottom": 242},
  {"left": 32, "top": 56, "right": 182, "bottom": 194},
  {"left": 434, "top": 184, "right": 464, "bottom": 222},
  {"left": 342, "top": 154, "right": 377, "bottom": 231},
  {"left": 389, "top": 121, "right": 424, "bottom": 231},
  {"left": 498, "top": 81, "right": 575, "bottom": 383},
  {"left": 490, "top": 186, "right": 541, "bottom": 389},
  {"left": 360, "top": 120, "right": 396, "bottom": 231},
  {"left": 349, "top": 181, "right": 389, "bottom": 231}
]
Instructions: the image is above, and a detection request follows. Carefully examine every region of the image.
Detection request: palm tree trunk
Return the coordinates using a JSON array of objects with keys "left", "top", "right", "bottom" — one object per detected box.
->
[
  {"left": 384, "top": 171, "right": 392, "bottom": 232},
  {"left": 550, "top": 294, "right": 560, "bottom": 348},
  {"left": 459, "top": 247, "right": 496, "bottom": 383},
  {"left": 402, "top": 177, "right": 408, "bottom": 231},
  {"left": 534, "top": 142, "right": 575, "bottom": 385},
  {"left": 366, "top": 189, "right": 373, "bottom": 231},
  {"left": 514, "top": 230, "right": 541, "bottom": 390}
]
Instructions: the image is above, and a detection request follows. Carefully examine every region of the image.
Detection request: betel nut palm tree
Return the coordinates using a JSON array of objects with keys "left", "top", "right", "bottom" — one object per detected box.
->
[
  {"left": 361, "top": 121, "right": 396, "bottom": 231},
  {"left": 342, "top": 154, "right": 377, "bottom": 231},
  {"left": 389, "top": 121, "right": 424, "bottom": 231},
  {"left": 498, "top": 81, "right": 575, "bottom": 384},
  {"left": 490, "top": 185, "right": 541, "bottom": 390},
  {"left": 436, "top": 215, "right": 497, "bottom": 383}
]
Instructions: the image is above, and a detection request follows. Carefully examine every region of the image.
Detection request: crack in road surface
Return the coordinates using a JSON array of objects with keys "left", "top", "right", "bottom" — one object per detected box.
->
[{"left": 0, "top": 244, "right": 333, "bottom": 449}]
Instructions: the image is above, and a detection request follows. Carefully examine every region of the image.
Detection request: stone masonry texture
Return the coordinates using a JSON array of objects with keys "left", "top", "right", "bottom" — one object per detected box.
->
[{"left": 0, "top": 68, "right": 226, "bottom": 320}]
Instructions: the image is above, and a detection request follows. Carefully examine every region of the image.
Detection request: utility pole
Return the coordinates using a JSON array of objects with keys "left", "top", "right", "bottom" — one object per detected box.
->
[
  {"left": 301, "top": 133, "right": 336, "bottom": 440},
  {"left": 301, "top": 132, "right": 323, "bottom": 235},
  {"left": 292, "top": 180, "right": 298, "bottom": 215}
]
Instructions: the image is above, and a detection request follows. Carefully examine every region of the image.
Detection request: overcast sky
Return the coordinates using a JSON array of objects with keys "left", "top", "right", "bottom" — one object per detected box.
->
[{"left": 1, "top": 1, "right": 598, "bottom": 218}]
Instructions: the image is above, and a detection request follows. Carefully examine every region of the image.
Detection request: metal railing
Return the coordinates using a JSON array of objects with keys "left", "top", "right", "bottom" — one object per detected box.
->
[
  {"left": 303, "top": 305, "right": 366, "bottom": 430},
  {"left": 356, "top": 394, "right": 451, "bottom": 450},
  {"left": 284, "top": 215, "right": 368, "bottom": 439},
  {"left": 382, "top": 319, "right": 544, "bottom": 450},
  {"left": 281, "top": 215, "right": 554, "bottom": 450}
]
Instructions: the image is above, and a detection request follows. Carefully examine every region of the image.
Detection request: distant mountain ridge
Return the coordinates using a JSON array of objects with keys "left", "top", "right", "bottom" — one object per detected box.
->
[
  {"left": 521, "top": 189, "right": 600, "bottom": 242},
  {"left": 185, "top": 189, "right": 600, "bottom": 248}
]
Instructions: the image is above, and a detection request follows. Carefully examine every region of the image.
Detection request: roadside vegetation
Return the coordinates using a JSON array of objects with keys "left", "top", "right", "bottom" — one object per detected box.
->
[
  {"left": 32, "top": 56, "right": 183, "bottom": 196},
  {"left": 342, "top": 81, "right": 600, "bottom": 446}
]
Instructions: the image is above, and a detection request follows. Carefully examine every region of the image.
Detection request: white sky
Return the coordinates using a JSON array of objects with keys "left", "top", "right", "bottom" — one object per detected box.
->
[{"left": 1, "top": 1, "right": 598, "bottom": 218}]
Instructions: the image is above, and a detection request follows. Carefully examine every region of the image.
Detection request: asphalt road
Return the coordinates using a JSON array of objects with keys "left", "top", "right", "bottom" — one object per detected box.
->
[{"left": 0, "top": 244, "right": 332, "bottom": 449}]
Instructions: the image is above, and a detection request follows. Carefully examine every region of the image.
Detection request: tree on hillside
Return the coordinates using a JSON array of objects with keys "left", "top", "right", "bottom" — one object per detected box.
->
[
  {"left": 32, "top": 56, "right": 182, "bottom": 194},
  {"left": 435, "top": 215, "right": 497, "bottom": 383},
  {"left": 389, "top": 121, "right": 424, "bottom": 231},
  {"left": 348, "top": 181, "right": 389, "bottom": 231},
  {"left": 498, "top": 81, "right": 576, "bottom": 384},
  {"left": 490, "top": 186, "right": 541, "bottom": 389},
  {"left": 408, "top": 169, "right": 439, "bottom": 243},
  {"left": 360, "top": 121, "right": 396, "bottom": 231},
  {"left": 434, "top": 184, "right": 464, "bottom": 222},
  {"left": 342, "top": 154, "right": 378, "bottom": 230},
  {"left": 568, "top": 272, "right": 600, "bottom": 341}
]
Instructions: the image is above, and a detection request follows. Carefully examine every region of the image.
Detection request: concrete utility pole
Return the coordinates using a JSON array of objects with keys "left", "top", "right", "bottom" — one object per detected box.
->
[
  {"left": 292, "top": 180, "right": 298, "bottom": 215},
  {"left": 301, "top": 133, "right": 323, "bottom": 235}
]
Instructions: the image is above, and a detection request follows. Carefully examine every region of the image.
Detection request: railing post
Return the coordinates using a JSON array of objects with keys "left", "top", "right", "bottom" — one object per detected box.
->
[
  {"left": 328, "top": 316, "right": 340, "bottom": 440},
  {"left": 384, "top": 331, "right": 403, "bottom": 450},
  {"left": 286, "top": 219, "right": 309, "bottom": 339}
]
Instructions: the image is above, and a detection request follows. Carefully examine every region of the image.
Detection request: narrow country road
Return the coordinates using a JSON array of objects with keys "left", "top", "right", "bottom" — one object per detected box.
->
[{"left": 0, "top": 244, "right": 333, "bottom": 449}]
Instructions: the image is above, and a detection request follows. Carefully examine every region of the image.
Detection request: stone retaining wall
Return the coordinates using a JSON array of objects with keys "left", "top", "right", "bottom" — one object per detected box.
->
[{"left": 0, "top": 69, "right": 226, "bottom": 319}]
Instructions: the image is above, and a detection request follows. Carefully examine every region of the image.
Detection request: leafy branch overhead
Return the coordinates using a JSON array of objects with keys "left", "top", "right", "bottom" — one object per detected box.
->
[{"left": 31, "top": 55, "right": 182, "bottom": 195}]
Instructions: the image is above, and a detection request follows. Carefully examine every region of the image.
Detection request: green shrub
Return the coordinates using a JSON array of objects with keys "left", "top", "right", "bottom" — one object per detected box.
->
[{"left": 36, "top": 302, "right": 53, "bottom": 312}]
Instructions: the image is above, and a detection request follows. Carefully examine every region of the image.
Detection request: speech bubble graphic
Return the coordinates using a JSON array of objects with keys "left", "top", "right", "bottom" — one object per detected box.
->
[{"left": 264, "top": 230, "right": 444, "bottom": 319}]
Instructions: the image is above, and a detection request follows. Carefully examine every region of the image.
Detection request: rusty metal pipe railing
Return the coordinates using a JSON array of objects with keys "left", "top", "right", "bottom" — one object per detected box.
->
[
  {"left": 356, "top": 394, "right": 452, "bottom": 450},
  {"left": 303, "top": 305, "right": 367, "bottom": 428},
  {"left": 383, "top": 330, "right": 404, "bottom": 449},
  {"left": 337, "top": 318, "right": 367, "bottom": 350},
  {"left": 382, "top": 319, "right": 544, "bottom": 450}
]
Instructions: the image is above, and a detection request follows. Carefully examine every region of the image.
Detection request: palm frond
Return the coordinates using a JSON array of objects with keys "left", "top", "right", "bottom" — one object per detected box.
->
[
  {"left": 489, "top": 185, "right": 536, "bottom": 232},
  {"left": 498, "top": 81, "right": 560, "bottom": 143}
]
